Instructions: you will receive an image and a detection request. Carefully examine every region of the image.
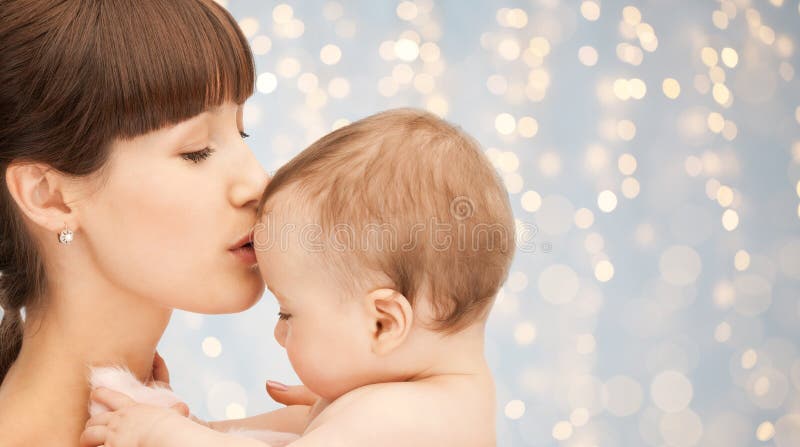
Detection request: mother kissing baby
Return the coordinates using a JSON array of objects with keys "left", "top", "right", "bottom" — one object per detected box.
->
[
  {"left": 0, "top": 0, "right": 312, "bottom": 444},
  {"left": 0, "top": 1, "right": 512, "bottom": 446}
]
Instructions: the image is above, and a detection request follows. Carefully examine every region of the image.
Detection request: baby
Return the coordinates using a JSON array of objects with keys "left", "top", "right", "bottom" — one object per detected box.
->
[{"left": 81, "top": 108, "right": 516, "bottom": 447}]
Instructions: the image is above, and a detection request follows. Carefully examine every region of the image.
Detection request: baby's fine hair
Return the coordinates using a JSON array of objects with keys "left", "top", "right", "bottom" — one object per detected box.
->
[{"left": 257, "top": 108, "right": 515, "bottom": 333}]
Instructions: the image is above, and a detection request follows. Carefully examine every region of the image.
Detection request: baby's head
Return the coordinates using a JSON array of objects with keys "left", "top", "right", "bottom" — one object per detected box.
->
[{"left": 253, "top": 109, "right": 515, "bottom": 400}]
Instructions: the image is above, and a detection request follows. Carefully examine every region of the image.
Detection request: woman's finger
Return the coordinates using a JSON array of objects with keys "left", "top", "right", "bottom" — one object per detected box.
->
[
  {"left": 79, "top": 425, "right": 108, "bottom": 447},
  {"left": 85, "top": 412, "right": 113, "bottom": 428},
  {"left": 151, "top": 350, "right": 171, "bottom": 385},
  {"left": 90, "top": 387, "right": 135, "bottom": 411},
  {"left": 170, "top": 401, "right": 190, "bottom": 417},
  {"left": 266, "top": 381, "right": 319, "bottom": 406}
]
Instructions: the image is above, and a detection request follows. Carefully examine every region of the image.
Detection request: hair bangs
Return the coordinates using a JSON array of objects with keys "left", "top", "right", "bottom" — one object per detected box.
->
[{"left": 95, "top": 0, "right": 255, "bottom": 139}]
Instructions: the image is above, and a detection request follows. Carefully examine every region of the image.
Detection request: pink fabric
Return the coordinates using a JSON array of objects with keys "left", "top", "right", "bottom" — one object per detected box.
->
[{"left": 88, "top": 367, "right": 300, "bottom": 446}]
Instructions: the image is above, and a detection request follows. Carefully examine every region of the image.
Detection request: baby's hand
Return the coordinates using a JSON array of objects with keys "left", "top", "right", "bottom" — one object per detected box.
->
[{"left": 80, "top": 387, "right": 190, "bottom": 447}]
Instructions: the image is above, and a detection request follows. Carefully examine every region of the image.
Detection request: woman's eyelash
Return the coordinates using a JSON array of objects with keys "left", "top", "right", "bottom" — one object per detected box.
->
[
  {"left": 181, "top": 147, "right": 215, "bottom": 164},
  {"left": 277, "top": 312, "right": 292, "bottom": 321},
  {"left": 181, "top": 132, "right": 247, "bottom": 164}
]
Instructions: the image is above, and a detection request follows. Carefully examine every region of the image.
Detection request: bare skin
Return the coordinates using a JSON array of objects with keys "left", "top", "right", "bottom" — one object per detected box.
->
[
  {"left": 0, "top": 268, "right": 173, "bottom": 445},
  {"left": 82, "top": 324, "right": 496, "bottom": 447},
  {"left": 80, "top": 205, "right": 498, "bottom": 447},
  {"left": 0, "top": 103, "right": 286, "bottom": 445}
]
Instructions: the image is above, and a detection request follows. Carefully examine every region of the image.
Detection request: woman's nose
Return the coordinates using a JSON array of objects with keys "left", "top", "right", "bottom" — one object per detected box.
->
[{"left": 229, "top": 150, "right": 269, "bottom": 209}]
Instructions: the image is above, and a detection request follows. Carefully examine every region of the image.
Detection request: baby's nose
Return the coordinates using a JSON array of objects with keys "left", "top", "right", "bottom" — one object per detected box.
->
[{"left": 274, "top": 321, "right": 288, "bottom": 347}]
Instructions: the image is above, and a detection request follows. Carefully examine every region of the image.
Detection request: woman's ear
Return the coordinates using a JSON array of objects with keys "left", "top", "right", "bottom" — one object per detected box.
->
[
  {"left": 364, "top": 288, "right": 413, "bottom": 356},
  {"left": 5, "top": 163, "right": 76, "bottom": 234}
]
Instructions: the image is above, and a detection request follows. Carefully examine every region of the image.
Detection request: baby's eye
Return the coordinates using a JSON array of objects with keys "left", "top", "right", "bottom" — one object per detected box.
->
[{"left": 277, "top": 312, "right": 292, "bottom": 321}]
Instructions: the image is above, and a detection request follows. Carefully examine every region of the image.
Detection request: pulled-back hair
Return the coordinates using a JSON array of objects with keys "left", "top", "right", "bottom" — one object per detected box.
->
[
  {"left": 257, "top": 109, "right": 516, "bottom": 334},
  {"left": 0, "top": 0, "right": 255, "bottom": 382}
]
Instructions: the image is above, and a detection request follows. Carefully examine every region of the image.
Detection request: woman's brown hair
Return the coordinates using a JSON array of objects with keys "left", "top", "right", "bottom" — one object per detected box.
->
[{"left": 0, "top": 0, "right": 255, "bottom": 382}]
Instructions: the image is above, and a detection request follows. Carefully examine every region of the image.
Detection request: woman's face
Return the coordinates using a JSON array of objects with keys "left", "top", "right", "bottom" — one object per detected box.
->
[{"left": 76, "top": 102, "right": 267, "bottom": 313}]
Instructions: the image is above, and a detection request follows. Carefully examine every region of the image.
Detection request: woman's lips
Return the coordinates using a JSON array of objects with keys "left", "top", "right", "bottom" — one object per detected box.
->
[
  {"left": 230, "top": 227, "right": 257, "bottom": 265},
  {"left": 230, "top": 242, "right": 257, "bottom": 265},
  {"left": 230, "top": 229, "right": 255, "bottom": 250}
]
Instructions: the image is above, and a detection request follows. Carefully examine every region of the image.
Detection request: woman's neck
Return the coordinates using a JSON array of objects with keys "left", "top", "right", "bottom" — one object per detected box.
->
[{"left": 0, "top": 275, "right": 171, "bottom": 444}]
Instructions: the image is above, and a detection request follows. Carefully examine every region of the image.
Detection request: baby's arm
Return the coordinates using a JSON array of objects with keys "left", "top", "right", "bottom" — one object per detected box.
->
[
  {"left": 209, "top": 383, "right": 319, "bottom": 434},
  {"left": 81, "top": 388, "right": 272, "bottom": 447},
  {"left": 145, "top": 415, "right": 270, "bottom": 447},
  {"left": 88, "top": 366, "right": 311, "bottom": 436},
  {"left": 208, "top": 405, "right": 310, "bottom": 434},
  {"left": 83, "top": 384, "right": 441, "bottom": 447}
]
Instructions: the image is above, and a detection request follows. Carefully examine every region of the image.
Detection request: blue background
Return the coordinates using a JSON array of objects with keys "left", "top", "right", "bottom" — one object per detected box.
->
[{"left": 157, "top": 1, "right": 800, "bottom": 445}]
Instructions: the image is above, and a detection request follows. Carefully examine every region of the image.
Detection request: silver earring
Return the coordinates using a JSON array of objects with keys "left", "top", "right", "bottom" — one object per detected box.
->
[{"left": 58, "top": 224, "right": 74, "bottom": 245}]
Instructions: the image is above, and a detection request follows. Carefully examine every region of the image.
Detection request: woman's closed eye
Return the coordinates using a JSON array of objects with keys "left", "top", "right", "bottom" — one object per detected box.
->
[
  {"left": 181, "top": 147, "right": 215, "bottom": 164},
  {"left": 181, "top": 132, "right": 247, "bottom": 164},
  {"left": 277, "top": 311, "right": 292, "bottom": 321}
]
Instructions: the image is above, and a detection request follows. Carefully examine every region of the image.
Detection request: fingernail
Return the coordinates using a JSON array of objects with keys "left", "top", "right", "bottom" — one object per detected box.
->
[{"left": 266, "top": 380, "right": 289, "bottom": 391}]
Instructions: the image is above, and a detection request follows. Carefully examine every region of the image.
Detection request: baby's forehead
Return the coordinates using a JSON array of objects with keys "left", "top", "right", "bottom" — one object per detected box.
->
[
  {"left": 254, "top": 228, "right": 320, "bottom": 282},
  {"left": 259, "top": 183, "right": 316, "bottom": 217},
  {"left": 254, "top": 207, "right": 330, "bottom": 264}
]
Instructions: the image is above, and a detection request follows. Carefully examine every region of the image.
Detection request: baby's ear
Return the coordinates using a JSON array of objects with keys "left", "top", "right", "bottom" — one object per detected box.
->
[{"left": 364, "top": 288, "right": 413, "bottom": 356}]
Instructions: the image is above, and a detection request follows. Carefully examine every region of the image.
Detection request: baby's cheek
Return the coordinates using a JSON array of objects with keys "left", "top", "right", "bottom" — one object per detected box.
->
[
  {"left": 286, "top": 340, "right": 348, "bottom": 401},
  {"left": 286, "top": 345, "right": 324, "bottom": 394},
  {"left": 274, "top": 321, "right": 288, "bottom": 347}
]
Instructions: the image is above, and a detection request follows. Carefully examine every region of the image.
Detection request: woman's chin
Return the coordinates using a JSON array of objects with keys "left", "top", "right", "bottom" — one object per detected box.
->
[{"left": 177, "top": 281, "right": 265, "bottom": 315}]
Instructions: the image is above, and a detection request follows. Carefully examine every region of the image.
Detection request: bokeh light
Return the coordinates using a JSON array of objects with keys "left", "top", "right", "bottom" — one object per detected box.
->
[{"left": 95, "top": 3, "right": 800, "bottom": 446}]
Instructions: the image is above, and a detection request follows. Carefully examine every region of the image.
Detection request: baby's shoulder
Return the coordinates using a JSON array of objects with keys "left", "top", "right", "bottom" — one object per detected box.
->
[
  {"left": 320, "top": 378, "right": 466, "bottom": 416},
  {"left": 308, "top": 381, "right": 427, "bottom": 428},
  {"left": 307, "top": 376, "right": 495, "bottom": 446}
]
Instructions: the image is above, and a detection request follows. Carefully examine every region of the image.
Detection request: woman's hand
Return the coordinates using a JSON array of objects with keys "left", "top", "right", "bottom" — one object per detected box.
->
[
  {"left": 151, "top": 349, "right": 318, "bottom": 415},
  {"left": 150, "top": 350, "right": 171, "bottom": 388},
  {"left": 80, "top": 387, "right": 190, "bottom": 447},
  {"left": 265, "top": 380, "right": 319, "bottom": 406},
  {"left": 147, "top": 351, "right": 213, "bottom": 427}
]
